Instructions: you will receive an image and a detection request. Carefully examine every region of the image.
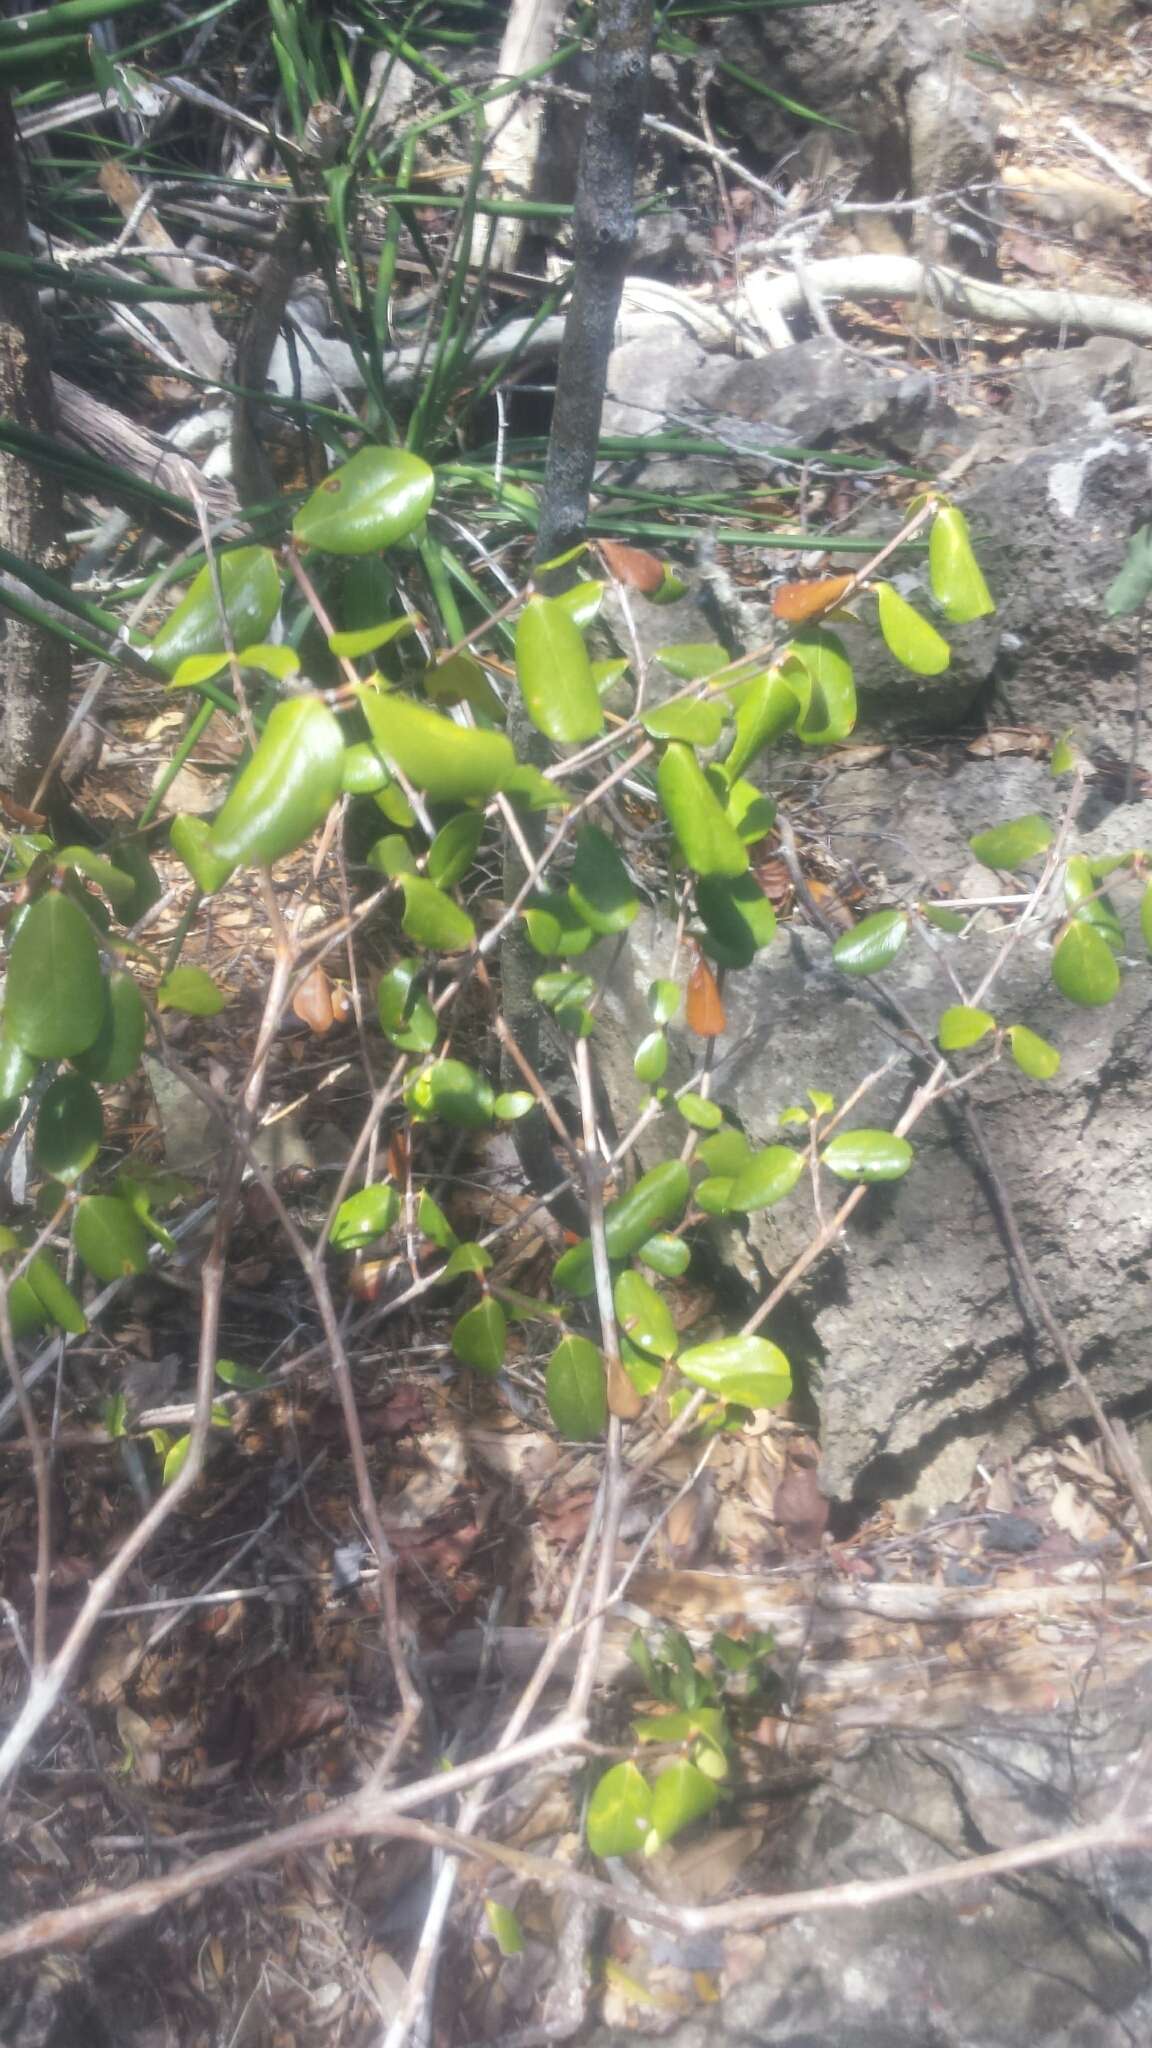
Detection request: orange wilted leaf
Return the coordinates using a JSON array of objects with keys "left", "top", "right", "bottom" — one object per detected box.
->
[
  {"left": 292, "top": 964, "right": 335, "bottom": 1034},
  {"left": 772, "top": 574, "right": 855, "bottom": 624},
  {"left": 386, "top": 1126, "right": 410, "bottom": 1184},
  {"left": 598, "top": 540, "right": 666, "bottom": 595},
  {"left": 687, "top": 951, "right": 726, "bottom": 1037}
]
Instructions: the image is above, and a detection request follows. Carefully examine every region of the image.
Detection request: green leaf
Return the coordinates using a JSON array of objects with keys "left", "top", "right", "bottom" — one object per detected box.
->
[
  {"left": 73, "top": 1193, "right": 150, "bottom": 1279},
  {"left": 328, "top": 616, "right": 419, "bottom": 658},
  {"left": 293, "top": 447, "right": 435, "bottom": 556},
  {"left": 1064, "top": 855, "right": 1124, "bottom": 951},
  {"left": 553, "top": 1162, "right": 692, "bottom": 1298},
  {"left": 554, "top": 579, "right": 604, "bottom": 629},
  {"left": 71, "top": 971, "right": 147, "bottom": 1084},
  {"left": 331, "top": 1183, "right": 401, "bottom": 1250},
  {"left": 1007, "top": 1024, "right": 1061, "bottom": 1080},
  {"left": 427, "top": 812, "right": 486, "bottom": 891},
  {"left": 721, "top": 667, "right": 801, "bottom": 782},
  {"left": 150, "top": 547, "right": 281, "bottom": 673},
  {"left": 928, "top": 504, "right": 995, "bottom": 623},
  {"left": 341, "top": 740, "right": 392, "bottom": 795},
  {"left": 377, "top": 960, "right": 438, "bottom": 1052},
  {"left": 677, "top": 1092, "right": 722, "bottom": 1130},
  {"left": 634, "top": 1029, "right": 669, "bottom": 1084},
  {"left": 418, "top": 1192, "right": 457, "bottom": 1249},
  {"left": 162, "top": 1434, "right": 193, "bottom": 1487},
  {"left": 170, "top": 814, "right": 234, "bottom": 895},
  {"left": 25, "top": 1252, "right": 86, "bottom": 1336},
  {"left": 614, "top": 1270, "right": 678, "bottom": 1360},
  {"left": 366, "top": 834, "right": 416, "bottom": 878},
  {"left": 441, "top": 1242, "right": 493, "bottom": 1279},
  {"left": 592, "top": 657, "right": 631, "bottom": 696},
  {"left": 968, "top": 815, "right": 1053, "bottom": 871},
  {"left": 694, "top": 1177, "right": 734, "bottom": 1215},
  {"left": 546, "top": 1332, "right": 607, "bottom": 1439},
  {"left": 1051, "top": 920, "right": 1121, "bottom": 1006},
  {"left": 641, "top": 698, "right": 725, "bottom": 746},
  {"left": 522, "top": 892, "right": 593, "bottom": 957},
  {"left": 484, "top": 1901, "right": 524, "bottom": 1958},
  {"left": 1141, "top": 880, "right": 1152, "bottom": 955},
  {"left": 657, "top": 743, "right": 748, "bottom": 879},
  {"left": 832, "top": 910, "right": 909, "bottom": 975},
  {"left": 34, "top": 1073, "right": 103, "bottom": 1182},
  {"left": 920, "top": 901, "right": 966, "bottom": 935},
  {"left": 1104, "top": 523, "right": 1152, "bottom": 617},
  {"left": 357, "top": 686, "right": 515, "bottom": 804},
  {"left": 515, "top": 594, "right": 604, "bottom": 744},
  {"left": 638, "top": 1232, "right": 690, "bottom": 1279},
  {"left": 534, "top": 972, "right": 597, "bottom": 1011},
  {"left": 807, "top": 1089, "right": 835, "bottom": 1117},
  {"left": 568, "top": 824, "right": 638, "bottom": 934},
  {"left": 215, "top": 1357, "right": 269, "bottom": 1389},
  {"left": 937, "top": 1005, "right": 995, "bottom": 1051},
  {"left": 503, "top": 762, "right": 568, "bottom": 811},
  {"left": 452, "top": 1296, "right": 506, "bottom": 1375},
  {"left": 157, "top": 964, "right": 226, "bottom": 1015},
  {"left": 0, "top": 1034, "right": 38, "bottom": 1105},
  {"left": 587, "top": 1760, "right": 653, "bottom": 1858},
  {"left": 423, "top": 650, "right": 505, "bottom": 718},
  {"left": 644, "top": 1759, "right": 719, "bottom": 1855},
  {"left": 822, "top": 1131, "right": 914, "bottom": 1181},
  {"left": 698, "top": 1127, "right": 751, "bottom": 1178},
  {"left": 494, "top": 1091, "right": 534, "bottom": 1120},
  {"left": 695, "top": 873, "right": 776, "bottom": 968},
  {"left": 648, "top": 979, "right": 681, "bottom": 1025},
  {"left": 54, "top": 846, "right": 134, "bottom": 910},
  {"left": 208, "top": 697, "right": 345, "bottom": 870},
  {"left": 407, "top": 1057, "right": 494, "bottom": 1128},
  {"left": 875, "top": 583, "right": 950, "bottom": 675},
  {"left": 729, "top": 1146, "right": 804, "bottom": 1214},
  {"left": 620, "top": 1337, "right": 663, "bottom": 1397},
  {"left": 725, "top": 778, "right": 777, "bottom": 845},
  {"left": 401, "top": 877, "right": 475, "bottom": 952},
  {"left": 1051, "top": 731, "right": 1078, "bottom": 777},
  {"left": 789, "top": 630, "right": 857, "bottom": 745},
  {"left": 5, "top": 891, "right": 105, "bottom": 1059},
  {"left": 677, "top": 1334, "right": 791, "bottom": 1409},
  {"left": 655, "top": 642, "right": 729, "bottom": 681}
]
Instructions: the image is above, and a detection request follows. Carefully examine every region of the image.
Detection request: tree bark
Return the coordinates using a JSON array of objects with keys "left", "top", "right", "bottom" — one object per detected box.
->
[{"left": 0, "top": 89, "right": 70, "bottom": 803}]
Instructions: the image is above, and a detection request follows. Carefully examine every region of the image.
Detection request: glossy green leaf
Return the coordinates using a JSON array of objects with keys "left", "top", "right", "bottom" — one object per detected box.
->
[
  {"left": 875, "top": 583, "right": 950, "bottom": 675},
  {"left": 1051, "top": 920, "right": 1121, "bottom": 1006},
  {"left": 648, "top": 979, "right": 681, "bottom": 1025},
  {"left": 366, "top": 834, "right": 416, "bottom": 877},
  {"left": 328, "top": 615, "right": 419, "bottom": 658},
  {"left": 0, "top": 1034, "right": 37, "bottom": 1104},
  {"left": 1051, "top": 731, "right": 1078, "bottom": 777},
  {"left": 655, "top": 642, "right": 729, "bottom": 682},
  {"left": 642, "top": 698, "right": 725, "bottom": 746},
  {"left": 678, "top": 1334, "right": 792, "bottom": 1409},
  {"left": 634, "top": 1029, "right": 668, "bottom": 1084},
  {"left": 427, "top": 812, "right": 486, "bottom": 890},
  {"left": 697, "top": 1127, "right": 751, "bottom": 1178},
  {"left": 24, "top": 1251, "right": 86, "bottom": 1336},
  {"left": 150, "top": 547, "right": 281, "bottom": 673},
  {"left": 807, "top": 1089, "right": 835, "bottom": 1117},
  {"left": 331, "top": 1183, "right": 401, "bottom": 1250},
  {"left": 515, "top": 594, "right": 604, "bottom": 745},
  {"left": 586, "top": 1761, "right": 653, "bottom": 1859},
  {"left": 724, "top": 778, "right": 776, "bottom": 845},
  {"left": 484, "top": 1901, "right": 524, "bottom": 1958},
  {"left": 502, "top": 762, "right": 568, "bottom": 810},
  {"left": 614, "top": 1270, "right": 678, "bottom": 1360},
  {"left": 418, "top": 1192, "right": 457, "bottom": 1249},
  {"left": 721, "top": 667, "right": 800, "bottom": 782},
  {"left": 0, "top": 1227, "right": 53, "bottom": 1340},
  {"left": 106, "top": 834, "right": 161, "bottom": 925},
  {"left": 73, "top": 1193, "right": 150, "bottom": 1279},
  {"left": 920, "top": 901, "right": 966, "bottom": 935},
  {"left": 832, "top": 910, "right": 909, "bottom": 976},
  {"left": 372, "top": 782, "right": 416, "bottom": 828},
  {"left": 645, "top": 1760, "right": 718, "bottom": 1854},
  {"left": 162, "top": 1434, "right": 193, "bottom": 1487},
  {"left": 1104, "top": 522, "right": 1152, "bottom": 617},
  {"left": 534, "top": 971, "right": 597, "bottom": 1011},
  {"left": 157, "top": 964, "right": 226, "bottom": 1015},
  {"left": 696, "top": 873, "right": 776, "bottom": 969},
  {"left": 568, "top": 824, "right": 638, "bottom": 935},
  {"left": 293, "top": 447, "right": 435, "bottom": 555},
  {"left": 170, "top": 643, "right": 300, "bottom": 688},
  {"left": 553, "top": 1162, "right": 692, "bottom": 1297},
  {"left": 969, "top": 814, "right": 1053, "bottom": 871},
  {"left": 937, "top": 1005, "right": 995, "bottom": 1051},
  {"left": 554, "top": 579, "right": 604, "bottom": 629},
  {"left": 357, "top": 685, "right": 515, "bottom": 803},
  {"left": 639, "top": 1232, "right": 690, "bottom": 1279},
  {"left": 71, "top": 971, "right": 147, "bottom": 1084},
  {"left": 116, "top": 1170, "right": 189, "bottom": 1253},
  {"left": 423, "top": 650, "right": 505, "bottom": 718},
  {"left": 822, "top": 1130, "right": 914, "bottom": 1181},
  {"left": 407, "top": 1057, "right": 494, "bottom": 1128},
  {"left": 522, "top": 892, "right": 593, "bottom": 958},
  {"left": 55, "top": 846, "right": 134, "bottom": 910},
  {"left": 170, "top": 814, "right": 234, "bottom": 895},
  {"left": 208, "top": 697, "right": 345, "bottom": 870},
  {"left": 657, "top": 743, "right": 748, "bottom": 879},
  {"left": 215, "top": 1357, "right": 269, "bottom": 1389},
  {"left": 1007, "top": 1024, "right": 1061, "bottom": 1080},
  {"left": 620, "top": 1336, "right": 663, "bottom": 1397},
  {"left": 34, "top": 1073, "right": 102, "bottom": 1181},
  {"left": 694, "top": 1177, "right": 734, "bottom": 1215},
  {"left": 451, "top": 1296, "right": 506, "bottom": 1375},
  {"left": 729, "top": 1146, "right": 804, "bottom": 1214},
  {"left": 377, "top": 960, "right": 438, "bottom": 1052},
  {"left": 436, "top": 1246, "right": 491, "bottom": 1286},
  {"left": 677, "top": 1092, "right": 722, "bottom": 1130},
  {"left": 928, "top": 504, "right": 995, "bottom": 622},
  {"left": 401, "top": 877, "right": 475, "bottom": 952},
  {"left": 341, "top": 740, "right": 392, "bottom": 795},
  {"left": 5, "top": 891, "right": 104, "bottom": 1059},
  {"left": 789, "top": 629, "right": 858, "bottom": 744},
  {"left": 592, "top": 657, "right": 631, "bottom": 697},
  {"left": 1064, "top": 855, "right": 1124, "bottom": 950},
  {"left": 546, "top": 1333, "right": 607, "bottom": 1440},
  {"left": 494, "top": 1091, "right": 534, "bottom": 1120}
]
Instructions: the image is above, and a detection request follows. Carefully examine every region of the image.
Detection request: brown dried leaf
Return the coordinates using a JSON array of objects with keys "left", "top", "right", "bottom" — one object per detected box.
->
[
  {"left": 292, "top": 964, "right": 335, "bottom": 1034},
  {"left": 599, "top": 539, "right": 666, "bottom": 594}
]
